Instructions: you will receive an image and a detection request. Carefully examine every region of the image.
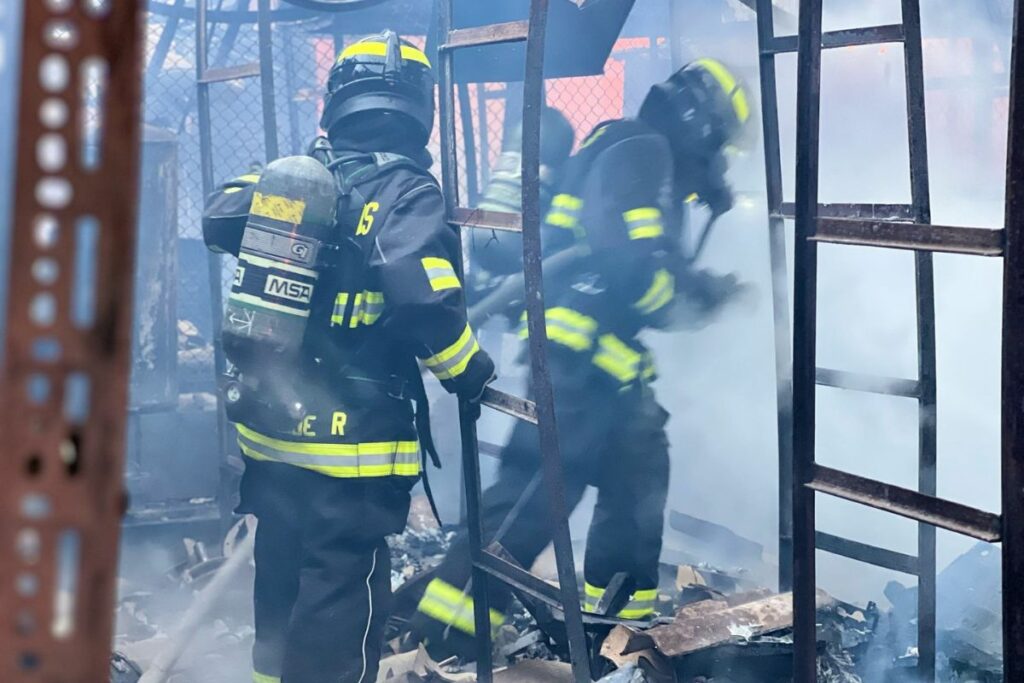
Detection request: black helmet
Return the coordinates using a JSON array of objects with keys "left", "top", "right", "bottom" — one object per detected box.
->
[
  {"left": 639, "top": 58, "right": 753, "bottom": 159},
  {"left": 320, "top": 30, "right": 435, "bottom": 147}
]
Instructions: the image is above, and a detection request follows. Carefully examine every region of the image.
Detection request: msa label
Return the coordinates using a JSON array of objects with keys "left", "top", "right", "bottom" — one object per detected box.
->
[
  {"left": 265, "top": 274, "right": 313, "bottom": 304},
  {"left": 233, "top": 265, "right": 245, "bottom": 287}
]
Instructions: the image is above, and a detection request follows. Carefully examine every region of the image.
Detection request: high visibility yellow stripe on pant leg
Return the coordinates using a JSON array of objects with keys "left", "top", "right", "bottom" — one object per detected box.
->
[
  {"left": 417, "top": 578, "right": 505, "bottom": 636},
  {"left": 253, "top": 672, "right": 281, "bottom": 683}
]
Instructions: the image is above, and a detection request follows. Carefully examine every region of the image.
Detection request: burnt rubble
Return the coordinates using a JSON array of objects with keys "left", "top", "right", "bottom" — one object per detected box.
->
[{"left": 111, "top": 506, "right": 1003, "bottom": 682}]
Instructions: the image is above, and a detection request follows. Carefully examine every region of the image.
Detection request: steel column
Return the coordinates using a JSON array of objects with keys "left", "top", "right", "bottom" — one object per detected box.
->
[
  {"left": 791, "top": 0, "right": 824, "bottom": 679},
  {"left": 0, "top": 1, "right": 145, "bottom": 679},
  {"left": 1002, "top": 0, "right": 1024, "bottom": 677},
  {"left": 754, "top": 0, "right": 795, "bottom": 593}
]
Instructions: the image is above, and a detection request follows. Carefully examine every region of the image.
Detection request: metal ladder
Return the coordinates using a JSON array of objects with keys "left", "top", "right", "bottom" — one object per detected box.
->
[
  {"left": 754, "top": 0, "right": 940, "bottom": 677},
  {"left": 435, "top": 1, "right": 593, "bottom": 681},
  {"left": 770, "top": 0, "right": 1024, "bottom": 679}
]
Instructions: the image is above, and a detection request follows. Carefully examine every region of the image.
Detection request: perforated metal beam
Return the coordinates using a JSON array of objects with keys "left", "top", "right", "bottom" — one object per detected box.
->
[{"left": 0, "top": 1, "right": 145, "bottom": 680}]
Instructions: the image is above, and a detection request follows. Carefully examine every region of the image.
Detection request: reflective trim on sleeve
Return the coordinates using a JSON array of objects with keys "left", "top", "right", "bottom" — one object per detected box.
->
[
  {"left": 331, "top": 291, "right": 386, "bottom": 327},
  {"left": 421, "top": 256, "right": 462, "bottom": 292},
  {"left": 416, "top": 578, "right": 505, "bottom": 636},
  {"left": 518, "top": 307, "right": 598, "bottom": 352},
  {"left": 236, "top": 425, "right": 420, "bottom": 478},
  {"left": 423, "top": 324, "right": 481, "bottom": 380},
  {"left": 593, "top": 334, "right": 643, "bottom": 383},
  {"left": 633, "top": 268, "right": 675, "bottom": 315},
  {"left": 545, "top": 193, "right": 584, "bottom": 233},
  {"left": 583, "top": 583, "right": 657, "bottom": 619},
  {"left": 253, "top": 673, "right": 281, "bottom": 683},
  {"left": 250, "top": 191, "right": 306, "bottom": 224},
  {"left": 623, "top": 207, "right": 664, "bottom": 241}
]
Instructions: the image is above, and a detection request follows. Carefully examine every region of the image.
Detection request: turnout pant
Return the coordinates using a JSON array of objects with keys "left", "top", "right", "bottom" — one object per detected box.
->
[
  {"left": 410, "top": 369, "right": 670, "bottom": 659},
  {"left": 240, "top": 460, "right": 413, "bottom": 683}
]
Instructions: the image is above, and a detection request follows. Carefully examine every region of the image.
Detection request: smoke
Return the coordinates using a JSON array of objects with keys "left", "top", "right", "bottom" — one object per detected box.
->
[{"left": 633, "top": 0, "right": 1011, "bottom": 610}]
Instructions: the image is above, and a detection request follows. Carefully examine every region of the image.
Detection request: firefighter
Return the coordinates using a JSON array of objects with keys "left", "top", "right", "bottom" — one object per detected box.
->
[
  {"left": 201, "top": 31, "right": 495, "bottom": 683},
  {"left": 408, "top": 58, "right": 751, "bottom": 657}
]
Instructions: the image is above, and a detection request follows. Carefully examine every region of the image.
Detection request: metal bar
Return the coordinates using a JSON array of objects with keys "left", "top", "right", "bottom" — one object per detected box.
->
[
  {"left": 808, "top": 465, "right": 1002, "bottom": 542},
  {"left": 901, "top": 0, "right": 938, "bottom": 675},
  {"left": 477, "top": 551, "right": 563, "bottom": 607},
  {"left": 198, "top": 62, "right": 262, "bottom": 84},
  {"left": 815, "top": 368, "right": 920, "bottom": 398},
  {"left": 195, "top": 0, "right": 232, "bottom": 520},
  {"left": 256, "top": 0, "right": 279, "bottom": 161},
  {"left": 436, "top": 0, "right": 497, "bottom": 676},
  {"left": 459, "top": 84, "right": 481, "bottom": 206},
  {"left": 1002, "top": 0, "right": 1024, "bottom": 676},
  {"left": 814, "top": 532, "right": 920, "bottom": 575},
  {"left": 443, "top": 21, "right": 530, "bottom": 49},
  {"left": 481, "top": 387, "right": 537, "bottom": 424},
  {"left": 755, "top": 0, "right": 794, "bottom": 592},
  {"left": 477, "top": 86, "right": 491, "bottom": 187},
  {"left": 147, "top": 0, "right": 187, "bottom": 81},
  {"left": 450, "top": 206, "right": 523, "bottom": 232},
  {"left": 792, "top": 0, "right": 824, "bottom": 678},
  {"left": 764, "top": 24, "right": 905, "bottom": 55},
  {"left": 0, "top": 0, "right": 145, "bottom": 679},
  {"left": 813, "top": 217, "right": 1005, "bottom": 256},
  {"left": 776, "top": 202, "right": 915, "bottom": 220},
  {"left": 282, "top": 26, "right": 304, "bottom": 155},
  {"left": 519, "top": 2, "right": 590, "bottom": 681}
]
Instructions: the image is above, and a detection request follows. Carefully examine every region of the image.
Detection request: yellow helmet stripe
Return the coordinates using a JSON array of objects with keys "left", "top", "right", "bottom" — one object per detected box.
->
[
  {"left": 695, "top": 57, "right": 750, "bottom": 124},
  {"left": 338, "top": 41, "right": 431, "bottom": 68}
]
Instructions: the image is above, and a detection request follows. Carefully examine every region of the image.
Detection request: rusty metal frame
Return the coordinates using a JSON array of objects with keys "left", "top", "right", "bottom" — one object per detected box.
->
[
  {"left": 436, "top": 0, "right": 592, "bottom": 680},
  {"left": 778, "top": 0, "right": 1024, "bottom": 679},
  {"left": 0, "top": 0, "right": 145, "bottom": 680}
]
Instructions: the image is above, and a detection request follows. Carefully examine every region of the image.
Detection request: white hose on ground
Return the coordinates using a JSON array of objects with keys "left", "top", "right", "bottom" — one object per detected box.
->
[{"left": 138, "top": 522, "right": 256, "bottom": 683}]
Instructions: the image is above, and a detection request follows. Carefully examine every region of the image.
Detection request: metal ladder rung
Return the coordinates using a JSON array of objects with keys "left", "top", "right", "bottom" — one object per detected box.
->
[
  {"left": 811, "top": 217, "right": 1005, "bottom": 256},
  {"left": 764, "top": 23, "right": 905, "bottom": 55},
  {"left": 775, "top": 202, "right": 915, "bottom": 221},
  {"left": 198, "top": 62, "right": 261, "bottom": 84},
  {"left": 815, "top": 368, "right": 920, "bottom": 398},
  {"left": 807, "top": 465, "right": 1003, "bottom": 542},
  {"left": 481, "top": 386, "right": 537, "bottom": 424},
  {"left": 443, "top": 21, "right": 530, "bottom": 50},
  {"left": 815, "top": 531, "right": 920, "bottom": 575},
  {"left": 449, "top": 206, "right": 523, "bottom": 233}
]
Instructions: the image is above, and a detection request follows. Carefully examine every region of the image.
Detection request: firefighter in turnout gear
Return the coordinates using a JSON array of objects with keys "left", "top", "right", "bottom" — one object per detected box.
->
[
  {"left": 409, "top": 58, "right": 751, "bottom": 657},
  {"left": 202, "top": 31, "right": 494, "bottom": 683}
]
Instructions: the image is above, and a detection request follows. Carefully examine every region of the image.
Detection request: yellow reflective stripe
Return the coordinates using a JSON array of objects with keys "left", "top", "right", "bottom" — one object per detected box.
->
[
  {"left": 695, "top": 57, "right": 749, "bottom": 123},
  {"left": 552, "top": 193, "right": 583, "bottom": 210},
  {"left": 685, "top": 192, "right": 700, "bottom": 203},
  {"left": 618, "top": 606, "right": 656, "bottom": 619},
  {"left": 418, "top": 579, "right": 505, "bottom": 636},
  {"left": 253, "top": 673, "right": 280, "bottom": 683},
  {"left": 629, "top": 225, "right": 664, "bottom": 240},
  {"left": 623, "top": 207, "right": 660, "bottom": 222},
  {"left": 331, "top": 292, "right": 349, "bottom": 326},
  {"left": 239, "top": 442, "right": 420, "bottom": 478},
  {"left": 237, "top": 425, "right": 418, "bottom": 457},
  {"left": 546, "top": 211, "right": 578, "bottom": 228},
  {"left": 250, "top": 191, "right": 305, "bottom": 224},
  {"left": 585, "top": 583, "right": 605, "bottom": 599},
  {"left": 424, "top": 324, "right": 480, "bottom": 380},
  {"left": 519, "top": 307, "right": 597, "bottom": 351},
  {"left": 593, "top": 334, "right": 642, "bottom": 383},
  {"left": 634, "top": 269, "right": 675, "bottom": 315},
  {"left": 421, "top": 257, "right": 461, "bottom": 292},
  {"left": 632, "top": 588, "right": 658, "bottom": 601},
  {"left": 338, "top": 41, "right": 432, "bottom": 67},
  {"left": 236, "top": 174, "right": 261, "bottom": 184}
]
